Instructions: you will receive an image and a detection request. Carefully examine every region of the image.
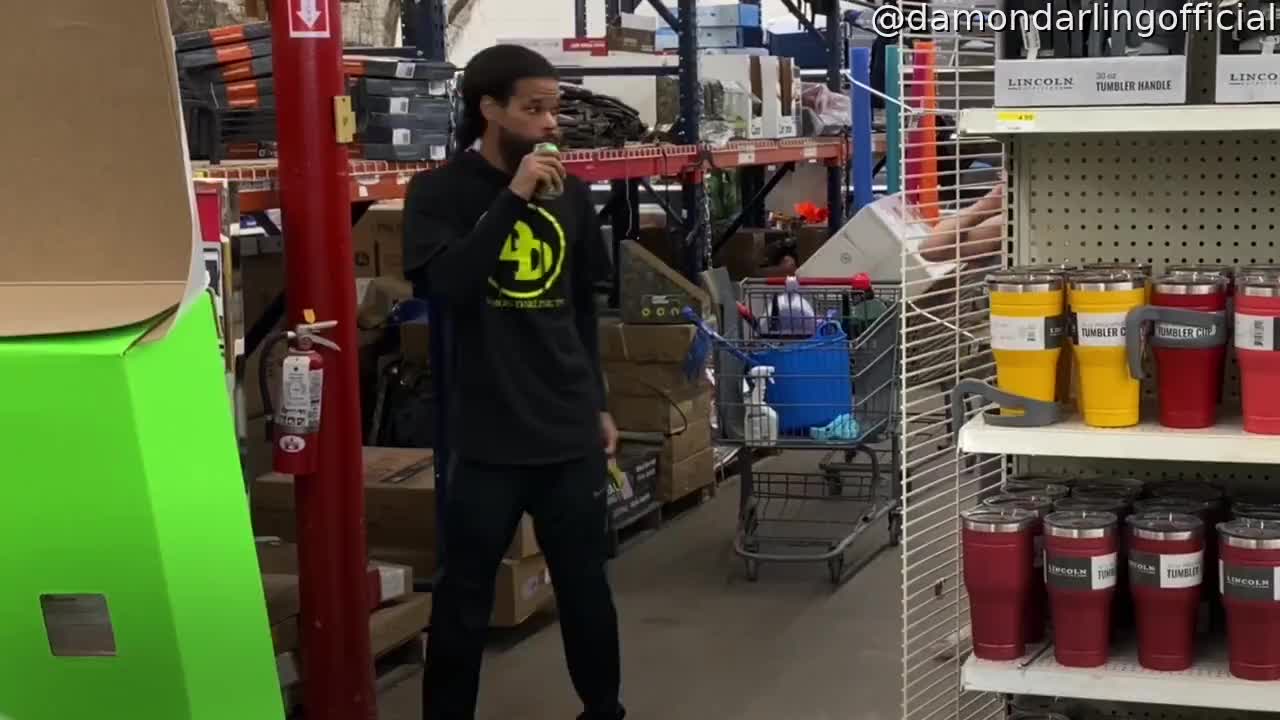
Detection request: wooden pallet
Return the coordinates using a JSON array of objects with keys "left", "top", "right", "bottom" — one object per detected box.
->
[{"left": 661, "top": 481, "right": 717, "bottom": 521}]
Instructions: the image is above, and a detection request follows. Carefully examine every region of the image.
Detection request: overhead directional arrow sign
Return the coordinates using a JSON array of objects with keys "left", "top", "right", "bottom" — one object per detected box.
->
[{"left": 289, "top": 0, "right": 330, "bottom": 38}]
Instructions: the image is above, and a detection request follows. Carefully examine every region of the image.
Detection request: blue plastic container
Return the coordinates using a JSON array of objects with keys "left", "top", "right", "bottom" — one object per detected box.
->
[{"left": 752, "top": 322, "right": 853, "bottom": 433}]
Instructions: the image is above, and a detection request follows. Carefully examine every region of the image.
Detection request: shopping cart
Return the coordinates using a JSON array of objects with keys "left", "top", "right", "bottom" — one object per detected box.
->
[{"left": 705, "top": 276, "right": 903, "bottom": 584}]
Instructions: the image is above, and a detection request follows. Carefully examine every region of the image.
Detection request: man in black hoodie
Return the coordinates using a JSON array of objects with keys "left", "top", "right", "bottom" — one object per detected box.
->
[{"left": 402, "top": 45, "right": 624, "bottom": 720}]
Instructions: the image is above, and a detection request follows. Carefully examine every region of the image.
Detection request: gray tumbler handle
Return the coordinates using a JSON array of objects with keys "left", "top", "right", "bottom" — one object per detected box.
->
[
  {"left": 950, "top": 378, "right": 1061, "bottom": 433},
  {"left": 1125, "top": 305, "right": 1228, "bottom": 380}
]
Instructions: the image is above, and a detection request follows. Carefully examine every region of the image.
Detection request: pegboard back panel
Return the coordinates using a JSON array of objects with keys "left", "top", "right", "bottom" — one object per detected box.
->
[{"left": 1015, "top": 133, "right": 1280, "bottom": 270}]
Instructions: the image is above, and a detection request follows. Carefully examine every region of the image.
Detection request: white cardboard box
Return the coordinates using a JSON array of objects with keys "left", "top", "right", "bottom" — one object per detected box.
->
[
  {"left": 991, "top": 16, "right": 1187, "bottom": 107},
  {"left": 765, "top": 57, "right": 802, "bottom": 138},
  {"left": 701, "top": 54, "right": 768, "bottom": 139},
  {"left": 1215, "top": 28, "right": 1280, "bottom": 103}
]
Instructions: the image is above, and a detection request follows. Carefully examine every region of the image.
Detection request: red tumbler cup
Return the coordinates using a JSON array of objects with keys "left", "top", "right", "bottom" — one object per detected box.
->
[
  {"left": 1235, "top": 277, "right": 1280, "bottom": 434},
  {"left": 962, "top": 506, "right": 1038, "bottom": 660},
  {"left": 982, "top": 494, "right": 1056, "bottom": 645},
  {"left": 1219, "top": 518, "right": 1280, "bottom": 680},
  {"left": 1125, "top": 274, "right": 1228, "bottom": 428},
  {"left": 1127, "top": 512, "right": 1205, "bottom": 671},
  {"left": 1143, "top": 486, "right": 1224, "bottom": 611},
  {"left": 1044, "top": 510, "right": 1119, "bottom": 668},
  {"left": 1078, "top": 476, "right": 1145, "bottom": 499},
  {"left": 1004, "top": 484, "right": 1069, "bottom": 502}
]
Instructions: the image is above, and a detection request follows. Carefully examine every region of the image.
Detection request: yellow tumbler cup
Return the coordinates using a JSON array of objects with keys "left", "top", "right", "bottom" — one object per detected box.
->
[
  {"left": 987, "top": 271, "right": 1067, "bottom": 413},
  {"left": 1069, "top": 271, "right": 1147, "bottom": 427},
  {"left": 1020, "top": 263, "right": 1078, "bottom": 403}
]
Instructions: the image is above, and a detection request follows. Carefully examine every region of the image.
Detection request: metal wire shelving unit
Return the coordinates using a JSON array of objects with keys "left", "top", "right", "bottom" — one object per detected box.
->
[{"left": 897, "top": 12, "right": 1280, "bottom": 720}]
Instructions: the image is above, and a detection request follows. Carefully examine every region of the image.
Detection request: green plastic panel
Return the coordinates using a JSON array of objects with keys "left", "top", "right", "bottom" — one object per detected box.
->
[{"left": 0, "top": 297, "right": 283, "bottom": 720}]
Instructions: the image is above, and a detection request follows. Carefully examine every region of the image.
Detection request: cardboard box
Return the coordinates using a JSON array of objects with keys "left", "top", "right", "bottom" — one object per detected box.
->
[
  {"left": 1215, "top": 29, "right": 1280, "bottom": 103},
  {"left": 493, "top": 556, "right": 555, "bottom": 627},
  {"left": 605, "top": 361, "right": 707, "bottom": 398},
  {"left": 262, "top": 574, "right": 301, "bottom": 626},
  {"left": 0, "top": 4, "right": 282, "bottom": 715},
  {"left": 371, "top": 593, "right": 432, "bottom": 658},
  {"left": 352, "top": 201, "right": 405, "bottom": 278},
  {"left": 693, "top": 3, "right": 762, "bottom": 26},
  {"left": 256, "top": 543, "right": 413, "bottom": 608},
  {"left": 766, "top": 57, "right": 802, "bottom": 138},
  {"left": 700, "top": 55, "right": 767, "bottom": 139},
  {"left": 618, "top": 240, "right": 712, "bottom": 325},
  {"left": 619, "top": 12, "right": 658, "bottom": 31},
  {"left": 598, "top": 320, "right": 698, "bottom": 364},
  {"left": 269, "top": 590, "right": 430, "bottom": 659},
  {"left": 659, "top": 446, "right": 716, "bottom": 502},
  {"left": 662, "top": 420, "right": 713, "bottom": 468},
  {"left": 506, "top": 515, "right": 541, "bottom": 560},
  {"left": 609, "top": 389, "right": 712, "bottom": 433},
  {"left": 369, "top": 546, "right": 438, "bottom": 582},
  {"left": 253, "top": 447, "right": 437, "bottom": 549},
  {"left": 993, "top": 23, "right": 1187, "bottom": 107},
  {"left": 370, "top": 561, "right": 414, "bottom": 606},
  {"left": 607, "top": 26, "right": 655, "bottom": 54}
]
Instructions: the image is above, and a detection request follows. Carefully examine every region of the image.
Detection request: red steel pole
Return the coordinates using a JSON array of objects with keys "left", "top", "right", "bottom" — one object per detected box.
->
[{"left": 269, "top": 2, "right": 376, "bottom": 719}]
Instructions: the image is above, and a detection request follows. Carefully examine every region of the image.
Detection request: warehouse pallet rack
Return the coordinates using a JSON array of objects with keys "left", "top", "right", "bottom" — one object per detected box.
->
[{"left": 896, "top": 11, "right": 1280, "bottom": 720}]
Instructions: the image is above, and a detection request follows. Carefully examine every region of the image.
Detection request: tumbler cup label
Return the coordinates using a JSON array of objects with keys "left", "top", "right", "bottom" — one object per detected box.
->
[
  {"left": 1129, "top": 550, "right": 1203, "bottom": 589},
  {"left": 1071, "top": 312, "right": 1127, "bottom": 347},
  {"left": 991, "top": 314, "right": 1066, "bottom": 351},
  {"left": 1153, "top": 312, "right": 1227, "bottom": 348},
  {"left": 1046, "top": 551, "right": 1117, "bottom": 590},
  {"left": 1234, "top": 313, "right": 1280, "bottom": 351},
  {"left": 1221, "top": 562, "right": 1280, "bottom": 601}
]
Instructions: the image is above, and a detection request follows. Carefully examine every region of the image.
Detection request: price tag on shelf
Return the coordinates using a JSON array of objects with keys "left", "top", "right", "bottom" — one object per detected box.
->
[
  {"left": 803, "top": 144, "right": 818, "bottom": 159},
  {"left": 737, "top": 150, "right": 756, "bottom": 165},
  {"left": 995, "top": 111, "right": 1036, "bottom": 132}
]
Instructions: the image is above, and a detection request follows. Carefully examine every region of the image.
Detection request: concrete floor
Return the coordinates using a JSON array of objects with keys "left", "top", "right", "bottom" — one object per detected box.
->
[{"left": 380, "top": 468, "right": 903, "bottom": 720}]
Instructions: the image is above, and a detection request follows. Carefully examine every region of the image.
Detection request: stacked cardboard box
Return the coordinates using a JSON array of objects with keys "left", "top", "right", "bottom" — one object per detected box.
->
[
  {"left": 259, "top": 541, "right": 430, "bottom": 704},
  {"left": 657, "top": 3, "right": 766, "bottom": 51},
  {"left": 252, "top": 447, "right": 555, "bottom": 628},
  {"left": 174, "top": 22, "right": 277, "bottom": 160},
  {"left": 496, "top": 521, "right": 556, "bottom": 628},
  {"left": 344, "top": 56, "right": 456, "bottom": 162},
  {"left": 600, "top": 319, "right": 716, "bottom": 502},
  {"left": 606, "top": 13, "right": 658, "bottom": 53}
]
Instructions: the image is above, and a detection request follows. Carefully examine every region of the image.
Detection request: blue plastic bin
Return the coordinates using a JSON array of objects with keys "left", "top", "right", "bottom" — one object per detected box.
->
[{"left": 752, "top": 322, "right": 853, "bottom": 433}]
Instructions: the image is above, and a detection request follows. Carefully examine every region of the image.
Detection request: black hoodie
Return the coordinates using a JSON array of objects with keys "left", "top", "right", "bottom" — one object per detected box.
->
[{"left": 402, "top": 150, "right": 608, "bottom": 465}]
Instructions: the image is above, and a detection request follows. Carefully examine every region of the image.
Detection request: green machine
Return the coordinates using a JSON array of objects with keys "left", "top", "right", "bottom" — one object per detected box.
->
[{"left": 0, "top": 3, "right": 284, "bottom": 719}]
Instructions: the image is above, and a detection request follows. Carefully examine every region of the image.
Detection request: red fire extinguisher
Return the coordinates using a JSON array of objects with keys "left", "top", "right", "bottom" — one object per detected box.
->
[{"left": 260, "top": 320, "right": 341, "bottom": 476}]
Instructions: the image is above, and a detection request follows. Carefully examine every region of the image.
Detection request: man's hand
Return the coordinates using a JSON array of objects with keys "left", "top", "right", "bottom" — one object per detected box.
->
[
  {"left": 600, "top": 412, "right": 619, "bottom": 456},
  {"left": 509, "top": 150, "right": 566, "bottom": 201}
]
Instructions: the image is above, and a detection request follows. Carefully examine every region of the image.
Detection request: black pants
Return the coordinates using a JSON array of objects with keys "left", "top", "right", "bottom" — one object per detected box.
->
[{"left": 423, "top": 452, "right": 624, "bottom": 720}]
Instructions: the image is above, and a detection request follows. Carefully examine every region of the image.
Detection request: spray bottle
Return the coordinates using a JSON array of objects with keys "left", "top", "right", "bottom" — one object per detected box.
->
[{"left": 743, "top": 365, "right": 779, "bottom": 447}]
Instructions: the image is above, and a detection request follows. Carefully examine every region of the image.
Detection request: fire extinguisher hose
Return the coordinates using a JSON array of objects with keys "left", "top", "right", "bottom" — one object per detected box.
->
[{"left": 258, "top": 331, "right": 290, "bottom": 440}]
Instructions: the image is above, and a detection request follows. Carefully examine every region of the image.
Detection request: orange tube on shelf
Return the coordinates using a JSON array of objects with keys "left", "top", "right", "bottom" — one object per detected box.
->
[{"left": 916, "top": 42, "right": 939, "bottom": 224}]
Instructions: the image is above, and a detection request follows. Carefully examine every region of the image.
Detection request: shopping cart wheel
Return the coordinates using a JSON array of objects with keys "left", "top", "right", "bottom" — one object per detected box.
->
[
  {"left": 888, "top": 512, "right": 902, "bottom": 547},
  {"left": 828, "top": 555, "right": 845, "bottom": 584},
  {"left": 745, "top": 558, "right": 760, "bottom": 582}
]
